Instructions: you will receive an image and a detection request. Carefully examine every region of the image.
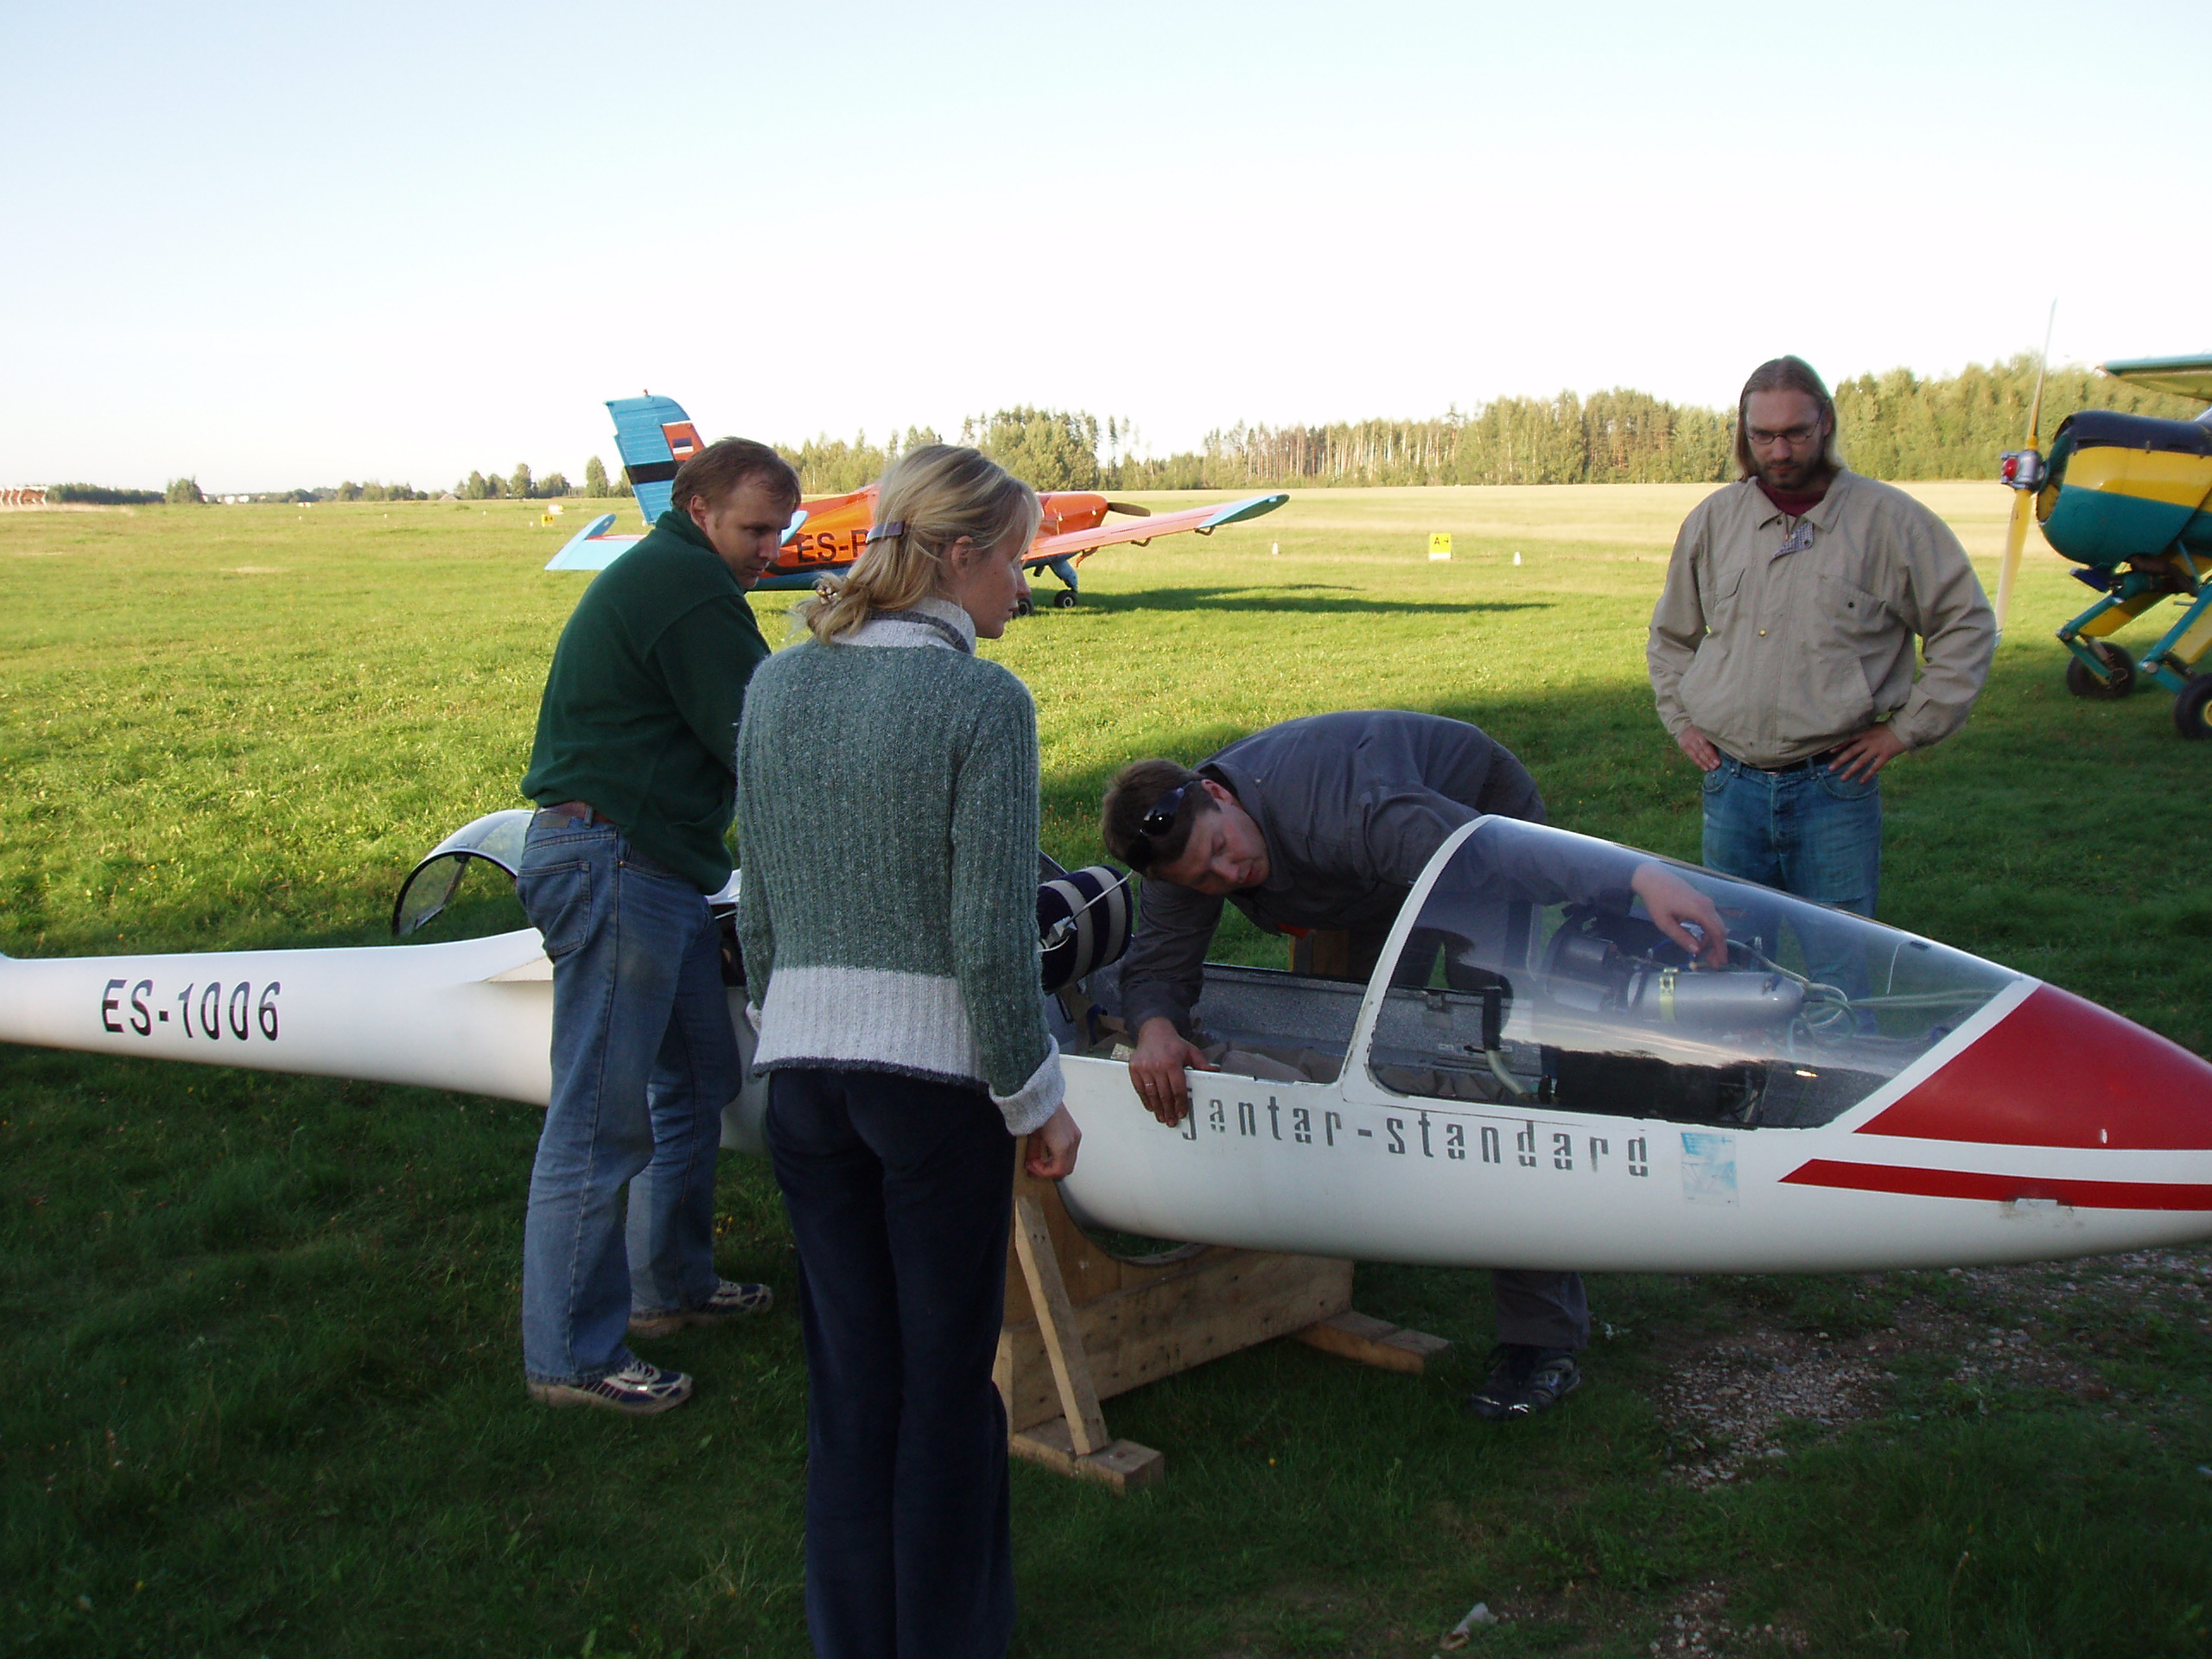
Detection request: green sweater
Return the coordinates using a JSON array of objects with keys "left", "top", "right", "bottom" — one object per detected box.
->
[
  {"left": 734, "top": 598, "right": 1064, "bottom": 1134},
  {"left": 520, "top": 511, "right": 770, "bottom": 893}
]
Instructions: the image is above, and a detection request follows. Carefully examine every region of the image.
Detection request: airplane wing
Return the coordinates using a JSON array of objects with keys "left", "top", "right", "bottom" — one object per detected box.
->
[
  {"left": 543, "top": 507, "right": 810, "bottom": 573},
  {"left": 543, "top": 513, "right": 641, "bottom": 571},
  {"left": 2101, "top": 353, "right": 2212, "bottom": 404},
  {"left": 1026, "top": 492, "right": 1289, "bottom": 565}
]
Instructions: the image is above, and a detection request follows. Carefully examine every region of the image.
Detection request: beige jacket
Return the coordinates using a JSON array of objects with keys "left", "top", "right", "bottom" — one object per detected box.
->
[{"left": 1647, "top": 471, "right": 1994, "bottom": 768}]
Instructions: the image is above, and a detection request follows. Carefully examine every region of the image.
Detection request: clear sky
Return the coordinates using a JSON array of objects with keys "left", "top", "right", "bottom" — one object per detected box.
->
[{"left": 7, "top": 1, "right": 2209, "bottom": 492}]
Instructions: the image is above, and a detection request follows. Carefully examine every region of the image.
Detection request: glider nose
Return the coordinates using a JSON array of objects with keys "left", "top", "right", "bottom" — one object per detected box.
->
[{"left": 1862, "top": 982, "right": 2212, "bottom": 1153}]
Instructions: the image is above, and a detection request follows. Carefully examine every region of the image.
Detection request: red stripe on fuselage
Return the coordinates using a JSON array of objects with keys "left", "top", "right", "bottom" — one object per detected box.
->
[
  {"left": 1856, "top": 982, "right": 2212, "bottom": 1150},
  {"left": 1782, "top": 1158, "right": 2212, "bottom": 1211}
]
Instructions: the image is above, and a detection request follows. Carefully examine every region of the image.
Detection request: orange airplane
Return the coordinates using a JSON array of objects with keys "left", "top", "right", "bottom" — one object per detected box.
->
[{"left": 545, "top": 394, "right": 1289, "bottom": 611}]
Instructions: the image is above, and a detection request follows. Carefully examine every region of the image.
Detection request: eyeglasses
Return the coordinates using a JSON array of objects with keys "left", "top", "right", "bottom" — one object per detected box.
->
[
  {"left": 1125, "top": 781, "right": 1192, "bottom": 872},
  {"left": 1745, "top": 423, "right": 1823, "bottom": 449}
]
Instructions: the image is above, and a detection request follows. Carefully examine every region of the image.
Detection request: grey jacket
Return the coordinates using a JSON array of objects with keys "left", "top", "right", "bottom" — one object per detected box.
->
[{"left": 1119, "top": 710, "right": 1545, "bottom": 1036}]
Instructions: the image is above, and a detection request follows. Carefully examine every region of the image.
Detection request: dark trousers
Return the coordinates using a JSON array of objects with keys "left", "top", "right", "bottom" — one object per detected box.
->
[
  {"left": 1346, "top": 926, "right": 1591, "bottom": 1355},
  {"left": 766, "top": 1067, "right": 1016, "bottom": 1659},
  {"left": 1492, "top": 1268, "right": 1589, "bottom": 1351}
]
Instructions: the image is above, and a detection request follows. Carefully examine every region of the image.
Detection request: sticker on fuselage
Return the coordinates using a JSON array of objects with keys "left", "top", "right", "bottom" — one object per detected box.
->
[{"left": 1679, "top": 1131, "right": 1739, "bottom": 1205}]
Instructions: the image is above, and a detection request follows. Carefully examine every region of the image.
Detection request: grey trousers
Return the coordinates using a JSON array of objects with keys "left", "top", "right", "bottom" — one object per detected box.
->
[{"left": 1493, "top": 1269, "right": 1588, "bottom": 1351}]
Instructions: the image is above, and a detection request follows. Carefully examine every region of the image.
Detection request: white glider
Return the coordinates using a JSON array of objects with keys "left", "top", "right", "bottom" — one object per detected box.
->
[{"left": 3, "top": 814, "right": 2208, "bottom": 1274}]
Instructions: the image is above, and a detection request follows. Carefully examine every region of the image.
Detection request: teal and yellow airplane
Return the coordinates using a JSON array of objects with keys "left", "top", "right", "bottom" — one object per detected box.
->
[{"left": 1999, "top": 353, "right": 2212, "bottom": 738}]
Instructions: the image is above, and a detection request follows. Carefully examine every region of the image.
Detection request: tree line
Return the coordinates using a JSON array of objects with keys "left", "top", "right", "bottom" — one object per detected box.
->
[
  {"left": 113, "top": 456, "right": 636, "bottom": 505},
  {"left": 1109, "top": 356, "right": 2205, "bottom": 492},
  {"left": 45, "top": 359, "right": 2211, "bottom": 507},
  {"left": 758, "top": 357, "right": 2205, "bottom": 495}
]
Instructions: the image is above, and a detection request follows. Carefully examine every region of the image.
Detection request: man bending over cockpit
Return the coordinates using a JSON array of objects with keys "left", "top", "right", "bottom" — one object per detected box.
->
[{"left": 1101, "top": 710, "right": 1724, "bottom": 1420}]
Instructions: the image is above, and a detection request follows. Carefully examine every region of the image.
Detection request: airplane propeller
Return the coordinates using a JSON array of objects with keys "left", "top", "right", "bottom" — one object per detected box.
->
[{"left": 1995, "top": 301, "right": 2058, "bottom": 636}]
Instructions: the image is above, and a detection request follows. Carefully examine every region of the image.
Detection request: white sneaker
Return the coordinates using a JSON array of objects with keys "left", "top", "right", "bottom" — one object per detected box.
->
[
  {"left": 628, "top": 1279, "right": 774, "bottom": 1340},
  {"left": 527, "top": 1358, "right": 693, "bottom": 1416}
]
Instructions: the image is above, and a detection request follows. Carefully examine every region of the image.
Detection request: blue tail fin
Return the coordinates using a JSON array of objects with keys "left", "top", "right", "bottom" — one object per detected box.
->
[{"left": 605, "top": 395, "right": 705, "bottom": 525}]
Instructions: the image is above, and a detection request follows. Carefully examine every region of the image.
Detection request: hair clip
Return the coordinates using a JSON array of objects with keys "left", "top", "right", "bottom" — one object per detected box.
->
[{"left": 863, "top": 520, "right": 906, "bottom": 543}]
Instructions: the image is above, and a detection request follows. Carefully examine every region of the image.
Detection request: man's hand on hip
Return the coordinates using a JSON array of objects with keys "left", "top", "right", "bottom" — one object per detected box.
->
[
  {"left": 1128, "top": 1017, "right": 1215, "bottom": 1127},
  {"left": 1830, "top": 725, "right": 1906, "bottom": 782},
  {"left": 1675, "top": 725, "right": 1723, "bottom": 772}
]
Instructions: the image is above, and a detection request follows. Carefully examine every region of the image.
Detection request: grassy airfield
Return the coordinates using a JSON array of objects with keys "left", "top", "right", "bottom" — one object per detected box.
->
[{"left": 3, "top": 488, "right": 2209, "bottom": 1656}]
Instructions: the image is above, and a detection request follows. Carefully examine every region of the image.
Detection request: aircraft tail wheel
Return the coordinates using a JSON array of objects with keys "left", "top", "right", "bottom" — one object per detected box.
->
[
  {"left": 1052, "top": 589, "right": 1078, "bottom": 609},
  {"left": 2172, "top": 673, "right": 2212, "bottom": 740},
  {"left": 1014, "top": 594, "right": 1034, "bottom": 618},
  {"left": 2065, "top": 640, "right": 2135, "bottom": 700}
]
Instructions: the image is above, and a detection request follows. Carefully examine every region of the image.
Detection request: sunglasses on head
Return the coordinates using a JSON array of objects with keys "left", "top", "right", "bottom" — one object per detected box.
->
[{"left": 1125, "top": 780, "right": 1193, "bottom": 873}]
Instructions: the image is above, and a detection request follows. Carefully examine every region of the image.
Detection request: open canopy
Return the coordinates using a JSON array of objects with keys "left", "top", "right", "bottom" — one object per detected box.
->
[{"left": 390, "top": 808, "right": 533, "bottom": 937}]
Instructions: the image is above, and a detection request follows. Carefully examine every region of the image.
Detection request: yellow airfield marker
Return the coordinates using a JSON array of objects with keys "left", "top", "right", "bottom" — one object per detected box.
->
[{"left": 1427, "top": 531, "right": 1452, "bottom": 561}]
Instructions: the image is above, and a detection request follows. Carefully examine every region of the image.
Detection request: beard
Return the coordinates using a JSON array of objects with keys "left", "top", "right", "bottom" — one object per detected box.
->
[{"left": 1756, "top": 448, "right": 1830, "bottom": 493}]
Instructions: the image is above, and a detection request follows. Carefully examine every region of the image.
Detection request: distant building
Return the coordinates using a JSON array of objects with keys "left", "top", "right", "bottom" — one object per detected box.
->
[{"left": 2, "top": 486, "right": 47, "bottom": 506}]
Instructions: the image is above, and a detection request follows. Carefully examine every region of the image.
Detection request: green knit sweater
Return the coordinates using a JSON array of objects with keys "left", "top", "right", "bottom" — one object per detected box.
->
[{"left": 733, "top": 598, "right": 1064, "bottom": 1133}]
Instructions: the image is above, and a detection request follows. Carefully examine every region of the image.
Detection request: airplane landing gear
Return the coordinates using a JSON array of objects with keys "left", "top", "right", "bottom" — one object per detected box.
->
[
  {"left": 1014, "top": 594, "right": 1034, "bottom": 619},
  {"left": 1052, "top": 589, "right": 1078, "bottom": 609},
  {"left": 2173, "top": 673, "right": 2212, "bottom": 740},
  {"left": 2064, "top": 639, "right": 2135, "bottom": 700}
]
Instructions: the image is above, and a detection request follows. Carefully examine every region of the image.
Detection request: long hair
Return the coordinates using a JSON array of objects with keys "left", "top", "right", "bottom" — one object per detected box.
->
[
  {"left": 798, "top": 444, "right": 1041, "bottom": 644},
  {"left": 1732, "top": 356, "right": 1847, "bottom": 478}
]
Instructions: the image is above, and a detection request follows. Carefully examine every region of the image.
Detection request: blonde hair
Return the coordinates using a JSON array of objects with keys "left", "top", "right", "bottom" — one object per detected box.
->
[{"left": 799, "top": 444, "right": 1041, "bottom": 644}]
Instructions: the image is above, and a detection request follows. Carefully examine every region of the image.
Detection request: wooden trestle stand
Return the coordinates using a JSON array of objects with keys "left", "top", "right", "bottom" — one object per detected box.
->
[{"left": 997, "top": 1162, "right": 1450, "bottom": 1494}]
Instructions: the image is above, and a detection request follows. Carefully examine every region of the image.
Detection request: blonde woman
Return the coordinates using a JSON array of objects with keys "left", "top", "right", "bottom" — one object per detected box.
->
[{"left": 734, "top": 444, "right": 1077, "bottom": 1659}]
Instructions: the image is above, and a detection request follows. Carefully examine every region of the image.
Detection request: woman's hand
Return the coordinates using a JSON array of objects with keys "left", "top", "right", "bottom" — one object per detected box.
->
[
  {"left": 1024, "top": 1105, "right": 1081, "bottom": 1179},
  {"left": 1630, "top": 862, "right": 1729, "bottom": 966}
]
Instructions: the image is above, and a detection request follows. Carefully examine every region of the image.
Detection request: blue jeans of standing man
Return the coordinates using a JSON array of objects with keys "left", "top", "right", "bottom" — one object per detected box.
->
[
  {"left": 517, "top": 811, "right": 737, "bottom": 1387},
  {"left": 1700, "top": 753, "right": 1882, "bottom": 995},
  {"left": 767, "top": 1067, "right": 1016, "bottom": 1659}
]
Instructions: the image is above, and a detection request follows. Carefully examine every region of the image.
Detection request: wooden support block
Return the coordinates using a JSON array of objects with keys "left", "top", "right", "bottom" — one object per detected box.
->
[
  {"left": 995, "top": 1166, "right": 1433, "bottom": 1494},
  {"left": 998, "top": 1249, "right": 1353, "bottom": 1433},
  {"left": 1008, "top": 1415, "right": 1166, "bottom": 1494},
  {"left": 1011, "top": 1194, "right": 1109, "bottom": 1456},
  {"left": 1294, "top": 1309, "right": 1452, "bottom": 1375}
]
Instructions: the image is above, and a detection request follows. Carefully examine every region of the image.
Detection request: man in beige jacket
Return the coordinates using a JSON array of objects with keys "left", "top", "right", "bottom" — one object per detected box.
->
[{"left": 1648, "top": 357, "right": 1993, "bottom": 959}]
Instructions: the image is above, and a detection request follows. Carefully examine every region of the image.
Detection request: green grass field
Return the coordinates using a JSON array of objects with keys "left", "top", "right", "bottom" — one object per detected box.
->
[{"left": 3, "top": 489, "right": 2209, "bottom": 1657}]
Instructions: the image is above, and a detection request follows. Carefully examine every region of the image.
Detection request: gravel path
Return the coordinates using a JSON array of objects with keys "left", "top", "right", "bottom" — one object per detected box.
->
[{"left": 1655, "top": 1247, "right": 2208, "bottom": 1490}]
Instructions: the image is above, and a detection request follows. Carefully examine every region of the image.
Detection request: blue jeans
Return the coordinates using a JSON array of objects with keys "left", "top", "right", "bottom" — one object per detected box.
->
[
  {"left": 767, "top": 1067, "right": 1016, "bottom": 1659},
  {"left": 517, "top": 813, "right": 737, "bottom": 1386},
  {"left": 1700, "top": 753, "right": 1881, "bottom": 995}
]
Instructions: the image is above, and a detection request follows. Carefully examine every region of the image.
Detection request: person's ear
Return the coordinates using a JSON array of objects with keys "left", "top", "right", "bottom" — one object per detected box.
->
[
  {"left": 1199, "top": 779, "right": 1235, "bottom": 808},
  {"left": 943, "top": 535, "right": 977, "bottom": 573}
]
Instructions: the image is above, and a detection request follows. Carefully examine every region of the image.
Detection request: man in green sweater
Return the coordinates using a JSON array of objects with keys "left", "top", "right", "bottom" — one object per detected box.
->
[{"left": 515, "top": 438, "right": 801, "bottom": 1415}]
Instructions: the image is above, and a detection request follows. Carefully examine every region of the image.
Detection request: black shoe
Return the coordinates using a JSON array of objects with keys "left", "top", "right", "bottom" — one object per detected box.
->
[{"left": 1465, "top": 1344, "right": 1581, "bottom": 1420}]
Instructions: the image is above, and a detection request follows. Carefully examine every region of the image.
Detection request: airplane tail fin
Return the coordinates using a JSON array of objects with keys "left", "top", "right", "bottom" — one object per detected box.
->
[{"left": 605, "top": 395, "right": 707, "bottom": 525}]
